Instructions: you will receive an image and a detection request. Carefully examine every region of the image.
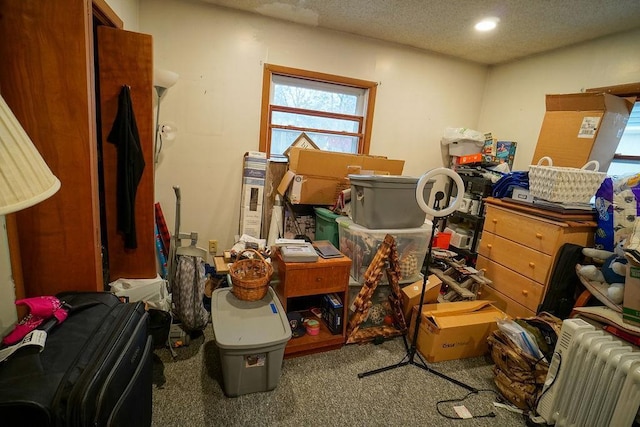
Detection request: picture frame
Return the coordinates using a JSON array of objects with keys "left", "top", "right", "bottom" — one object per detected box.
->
[{"left": 283, "top": 132, "right": 320, "bottom": 157}]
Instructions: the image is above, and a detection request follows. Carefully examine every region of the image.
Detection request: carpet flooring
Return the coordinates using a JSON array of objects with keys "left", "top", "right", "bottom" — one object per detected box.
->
[{"left": 151, "top": 327, "right": 529, "bottom": 427}]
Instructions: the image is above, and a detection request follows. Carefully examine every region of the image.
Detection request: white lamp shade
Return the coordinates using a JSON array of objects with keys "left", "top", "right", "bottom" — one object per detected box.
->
[
  {"left": 0, "top": 94, "right": 61, "bottom": 215},
  {"left": 154, "top": 68, "right": 179, "bottom": 90}
]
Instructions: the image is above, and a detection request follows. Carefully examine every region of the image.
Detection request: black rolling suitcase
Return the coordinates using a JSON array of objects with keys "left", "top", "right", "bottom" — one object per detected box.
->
[{"left": 0, "top": 292, "right": 153, "bottom": 427}]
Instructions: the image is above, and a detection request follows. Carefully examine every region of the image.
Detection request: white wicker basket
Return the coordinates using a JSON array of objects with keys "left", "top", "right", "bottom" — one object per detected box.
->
[{"left": 528, "top": 157, "right": 607, "bottom": 203}]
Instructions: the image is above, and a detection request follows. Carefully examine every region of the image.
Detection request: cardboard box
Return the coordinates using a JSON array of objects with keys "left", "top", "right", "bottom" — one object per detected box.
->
[
  {"left": 278, "top": 170, "right": 350, "bottom": 205},
  {"left": 401, "top": 274, "right": 442, "bottom": 321},
  {"left": 623, "top": 260, "right": 640, "bottom": 327},
  {"left": 239, "top": 152, "right": 267, "bottom": 238},
  {"left": 407, "top": 300, "right": 506, "bottom": 362},
  {"left": 278, "top": 148, "right": 405, "bottom": 205},
  {"left": 455, "top": 152, "right": 483, "bottom": 165},
  {"left": 532, "top": 93, "right": 633, "bottom": 171},
  {"left": 287, "top": 147, "right": 404, "bottom": 178}
]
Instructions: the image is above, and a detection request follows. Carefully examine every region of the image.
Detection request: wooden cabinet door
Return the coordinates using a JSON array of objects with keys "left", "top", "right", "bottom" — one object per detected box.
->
[
  {"left": 0, "top": 0, "right": 103, "bottom": 295},
  {"left": 97, "top": 26, "right": 156, "bottom": 280}
]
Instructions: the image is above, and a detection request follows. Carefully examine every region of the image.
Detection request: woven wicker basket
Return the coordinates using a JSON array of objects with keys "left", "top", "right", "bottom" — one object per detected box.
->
[
  {"left": 230, "top": 249, "right": 273, "bottom": 301},
  {"left": 528, "top": 157, "right": 607, "bottom": 203}
]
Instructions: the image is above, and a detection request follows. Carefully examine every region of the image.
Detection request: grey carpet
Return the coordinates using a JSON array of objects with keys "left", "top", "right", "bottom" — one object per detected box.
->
[{"left": 151, "top": 327, "right": 528, "bottom": 427}]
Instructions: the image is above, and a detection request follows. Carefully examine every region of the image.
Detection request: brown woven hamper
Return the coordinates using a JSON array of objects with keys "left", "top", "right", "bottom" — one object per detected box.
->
[{"left": 230, "top": 249, "right": 273, "bottom": 301}]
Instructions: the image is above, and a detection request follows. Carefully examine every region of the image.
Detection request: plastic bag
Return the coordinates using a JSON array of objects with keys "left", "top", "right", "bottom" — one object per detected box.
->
[{"left": 441, "top": 127, "right": 485, "bottom": 145}]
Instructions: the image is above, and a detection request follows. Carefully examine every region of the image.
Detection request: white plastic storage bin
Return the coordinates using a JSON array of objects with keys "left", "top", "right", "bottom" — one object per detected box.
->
[
  {"left": 348, "top": 175, "right": 434, "bottom": 229},
  {"left": 211, "top": 287, "right": 291, "bottom": 397},
  {"left": 336, "top": 217, "right": 431, "bottom": 285}
]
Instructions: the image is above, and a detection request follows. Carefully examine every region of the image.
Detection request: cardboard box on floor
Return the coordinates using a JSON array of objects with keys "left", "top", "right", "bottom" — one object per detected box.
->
[
  {"left": 407, "top": 300, "right": 506, "bottom": 362},
  {"left": 401, "top": 274, "right": 442, "bottom": 322},
  {"left": 278, "top": 147, "right": 405, "bottom": 205},
  {"left": 623, "top": 260, "right": 640, "bottom": 327},
  {"left": 532, "top": 92, "right": 633, "bottom": 171}
]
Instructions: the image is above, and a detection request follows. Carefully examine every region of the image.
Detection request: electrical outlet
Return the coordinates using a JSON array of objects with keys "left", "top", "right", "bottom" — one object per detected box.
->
[{"left": 208, "top": 239, "right": 218, "bottom": 256}]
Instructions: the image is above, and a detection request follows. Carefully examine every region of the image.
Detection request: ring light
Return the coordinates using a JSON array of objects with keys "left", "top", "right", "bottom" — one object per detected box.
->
[{"left": 416, "top": 167, "right": 464, "bottom": 217}]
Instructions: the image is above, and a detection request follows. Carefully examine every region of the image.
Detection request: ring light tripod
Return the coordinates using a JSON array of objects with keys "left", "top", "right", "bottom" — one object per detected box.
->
[{"left": 357, "top": 168, "right": 477, "bottom": 394}]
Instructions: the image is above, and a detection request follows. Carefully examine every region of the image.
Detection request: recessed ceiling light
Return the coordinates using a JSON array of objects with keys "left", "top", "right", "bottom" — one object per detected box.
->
[{"left": 475, "top": 17, "right": 499, "bottom": 32}]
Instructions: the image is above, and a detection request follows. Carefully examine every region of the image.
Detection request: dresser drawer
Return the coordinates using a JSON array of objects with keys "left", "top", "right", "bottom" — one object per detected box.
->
[
  {"left": 483, "top": 205, "right": 563, "bottom": 255},
  {"left": 476, "top": 255, "right": 544, "bottom": 312},
  {"left": 478, "top": 232, "right": 553, "bottom": 284},
  {"left": 281, "top": 266, "right": 349, "bottom": 297},
  {"left": 476, "top": 283, "right": 536, "bottom": 318}
]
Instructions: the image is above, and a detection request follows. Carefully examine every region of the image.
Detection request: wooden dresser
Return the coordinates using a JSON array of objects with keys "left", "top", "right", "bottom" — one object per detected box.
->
[{"left": 476, "top": 198, "right": 596, "bottom": 317}]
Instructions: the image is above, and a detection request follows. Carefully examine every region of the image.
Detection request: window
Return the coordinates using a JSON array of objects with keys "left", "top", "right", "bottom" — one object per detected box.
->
[
  {"left": 587, "top": 83, "right": 640, "bottom": 178},
  {"left": 259, "top": 64, "right": 377, "bottom": 157},
  {"left": 608, "top": 101, "right": 640, "bottom": 177}
]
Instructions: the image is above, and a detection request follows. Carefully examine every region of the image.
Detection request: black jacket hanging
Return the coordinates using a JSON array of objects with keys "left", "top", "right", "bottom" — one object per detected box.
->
[{"left": 107, "top": 85, "right": 145, "bottom": 249}]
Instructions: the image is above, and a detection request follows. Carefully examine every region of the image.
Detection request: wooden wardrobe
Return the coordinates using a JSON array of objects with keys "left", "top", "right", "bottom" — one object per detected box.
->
[{"left": 0, "top": 0, "right": 157, "bottom": 297}]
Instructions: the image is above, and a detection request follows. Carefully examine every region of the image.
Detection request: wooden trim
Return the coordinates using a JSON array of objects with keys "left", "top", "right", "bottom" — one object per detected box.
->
[
  {"left": 363, "top": 83, "right": 377, "bottom": 154},
  {"left": 259, "top": 63, "right": 377, "bottom": 156},
  {"left": 586, "top": 82, "right": 640, "bottom": 97},
  {"left": 259, "top": 63, "right": 272, "bottom": 154},
  {"left": 266, "top": 63, "right": 378, "bottom": 89},
  {"left": 92, "top": 0, "right": 123, "bottom": 28}
]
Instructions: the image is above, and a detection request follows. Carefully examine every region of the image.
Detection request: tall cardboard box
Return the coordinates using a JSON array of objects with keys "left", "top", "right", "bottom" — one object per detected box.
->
[
  {"left": 239, "top": 152, "right": 267, "bottom": 238},
  {"left": 401, "top": 274, "right": 442, "bottom": 321},
  {"left": 532, "top": 93, "right": 633, "bottom": 171},
  {"left": 407, "top": 300, "right": 506, "bottom": 362}
]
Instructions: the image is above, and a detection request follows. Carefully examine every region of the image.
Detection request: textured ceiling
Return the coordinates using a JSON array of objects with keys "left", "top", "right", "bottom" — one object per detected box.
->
[{"left": 193, "top": 0, "right": 640, "bottom": 65}]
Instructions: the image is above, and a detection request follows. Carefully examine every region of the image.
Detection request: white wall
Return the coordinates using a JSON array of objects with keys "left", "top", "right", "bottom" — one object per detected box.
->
[
  {"left": 140, "top": 0, "right": 487, "bottom": 252},
  {"left": 139, "top": 1, "right": 640, "bottom": 254},
  {"left": 479, "top": 28, "right": 640, "bottom": 171},
  {"left": 106, "top": 0, "right": 139, "bottom": 31}
]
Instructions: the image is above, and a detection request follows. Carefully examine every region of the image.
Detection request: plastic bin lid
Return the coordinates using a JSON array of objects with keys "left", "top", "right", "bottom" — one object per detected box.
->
[
  {"left": 335, "top": 215, "right": 432, "bottom": 233},
  {"left": 348, "top": 174, "right": 417, "bottom": 182},
  {"left": 314, "top": 206, "right": 340, "bottom": 219},
  {"left": 211, "top": 287, "right": 292, "bottom": 350}
]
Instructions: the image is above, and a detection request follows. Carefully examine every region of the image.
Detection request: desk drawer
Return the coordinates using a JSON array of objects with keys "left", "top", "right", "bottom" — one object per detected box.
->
[
  {"left": 478, "top": 232, "right": 553, "bottom": 284},
  {"left": 476, "top": 255, "right": 544, "bottom": 312},
  {"left": 483, "top": 205, "right": 562, "bottom": 255},
  {"left": 282, "top": 266, "right": 349, "bottom": 297}
]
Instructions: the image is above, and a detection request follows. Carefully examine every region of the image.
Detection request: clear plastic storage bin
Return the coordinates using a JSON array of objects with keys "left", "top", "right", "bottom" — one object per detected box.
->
[{"left": 336, "top": 217, "right": 431, "bottom": 285}]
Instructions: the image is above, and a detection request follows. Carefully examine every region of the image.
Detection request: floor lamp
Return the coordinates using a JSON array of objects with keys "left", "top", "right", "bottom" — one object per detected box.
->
[{"left": 358, "top": 167, "right": 477, "bottom": 393}]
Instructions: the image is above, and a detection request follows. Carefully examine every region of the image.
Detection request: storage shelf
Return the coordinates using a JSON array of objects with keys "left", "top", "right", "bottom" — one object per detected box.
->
[
  {"left": 273, "top": 249, "right": 351, "bottom": 358},
  {"left": 284, "top": 311, "right": 345, "bottom": 357}
]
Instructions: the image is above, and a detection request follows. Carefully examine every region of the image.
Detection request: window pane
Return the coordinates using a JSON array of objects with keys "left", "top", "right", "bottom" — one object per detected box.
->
[
  {"left": 272, "top": 83, "right": 359, "bottom": 115},
  {"left": 270, "top": 129, "right": 359, "bottom": 156},
  {"left": 616, "top": 102, "right": 640, "bottom": 156},
  {"left": 607, "top": 159, "right": 640, "bottom": 179},
  {"left": 272, "top": 110, "right": 360, "bottom": 133}
]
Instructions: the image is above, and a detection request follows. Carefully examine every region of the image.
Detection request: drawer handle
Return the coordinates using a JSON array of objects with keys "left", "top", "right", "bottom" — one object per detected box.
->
[
  {"left": 487, "top": 244, "right": 493, "bottom": 249},
  {"left": 492, "top": 218, "right": 498, "bottom": 224},
  {"left": 522, "top": 290, "right": 529, "bottom": 296},
  {"left": 529, "top": 262, "right": 535, "bottom": 268},
  {"left": 536, "top": 233, "right": 543, "bottom": 239},
  {"left": 316, "top": 277, "right": 322, "bottom": 282}
]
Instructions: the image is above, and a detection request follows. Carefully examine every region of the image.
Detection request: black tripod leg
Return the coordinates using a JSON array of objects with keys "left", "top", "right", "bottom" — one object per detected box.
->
[{"left": 357, "top": 210, "right": 477, "bottom": 394}]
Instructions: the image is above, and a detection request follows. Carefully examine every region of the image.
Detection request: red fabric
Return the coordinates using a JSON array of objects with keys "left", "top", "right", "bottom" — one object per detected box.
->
[{"left": 155, "top": 202, "right": 171, "bottom": 258}]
